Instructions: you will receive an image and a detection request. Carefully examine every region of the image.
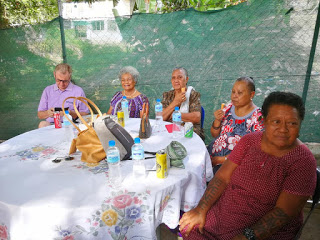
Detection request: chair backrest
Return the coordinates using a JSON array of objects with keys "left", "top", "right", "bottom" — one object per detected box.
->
[
  {"left": 294, "top": 168, "right": 320, "bottom": 239},
  {"left": 201, "top": 106, "right": 205, "bottom": 129},
  {"left": 311, "top": 168, "right": 320, "bottom": 208}
]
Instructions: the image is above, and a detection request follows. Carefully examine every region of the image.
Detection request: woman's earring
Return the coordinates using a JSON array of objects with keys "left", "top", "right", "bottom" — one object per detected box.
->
[{"left": 250, "top": 98, "right": 253, "bottom": 101}]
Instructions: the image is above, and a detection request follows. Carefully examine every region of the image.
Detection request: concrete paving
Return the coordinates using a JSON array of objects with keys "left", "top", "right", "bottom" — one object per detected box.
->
[{"left": 300, "top": 207, "right": 320, "bottom": 240}]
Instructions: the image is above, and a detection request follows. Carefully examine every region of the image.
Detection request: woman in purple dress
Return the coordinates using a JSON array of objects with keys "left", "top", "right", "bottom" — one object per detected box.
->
[{"left": 107, "top": 66, "right": 149, "bottom": 118}]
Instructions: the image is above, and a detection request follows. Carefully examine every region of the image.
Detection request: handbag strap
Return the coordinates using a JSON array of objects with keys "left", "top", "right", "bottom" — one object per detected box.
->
[
  {"left": 62, "top": 96, "right": 102, "bottom": 133},
  {"left": 73, "top": 97, "right": 102, "bottom": 130},
  {"left": 62, "top": 96, "right": 82, "bottom": 132}
]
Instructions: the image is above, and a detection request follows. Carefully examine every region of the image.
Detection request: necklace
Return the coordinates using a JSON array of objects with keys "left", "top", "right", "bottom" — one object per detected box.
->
[{"left": 123, "top": 89, "right": 136, "bottom": 98}]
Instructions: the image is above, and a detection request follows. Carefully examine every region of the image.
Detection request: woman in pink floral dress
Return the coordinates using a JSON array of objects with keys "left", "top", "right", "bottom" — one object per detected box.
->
[{"left": 207, "top": 77, "right": 264, "bottom": 173}]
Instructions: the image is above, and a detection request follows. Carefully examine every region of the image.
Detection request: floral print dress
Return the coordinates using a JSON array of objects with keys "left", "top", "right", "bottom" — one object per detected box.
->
[{"left": 207, "top": 103, "right": 264, "bottom": 158}]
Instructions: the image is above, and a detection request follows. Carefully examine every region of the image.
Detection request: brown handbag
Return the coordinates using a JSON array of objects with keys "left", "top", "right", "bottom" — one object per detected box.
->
[
  {"left": 139, "top": 102, "right": 152, "bottom": 139},
  {"left": 62, "top": 97, "right": 106, "bottom": 163}
]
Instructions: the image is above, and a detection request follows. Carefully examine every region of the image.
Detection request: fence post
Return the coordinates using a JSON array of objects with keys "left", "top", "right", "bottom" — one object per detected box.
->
[
  {"left": 58, "top": 0, "right": 67, "bottom": 63},
  {"left": 302, "top": 0, "right": 320, "bottom": 104}
]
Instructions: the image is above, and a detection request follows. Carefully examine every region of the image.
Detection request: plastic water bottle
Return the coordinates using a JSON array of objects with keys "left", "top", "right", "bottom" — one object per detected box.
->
[
  {"left": 107, "top": 140, "right": 122, "bottom": 188},
  {"left": 63, "top": 110, "right": 74, "bottom": 142},
  {"left": 131, "top": 138, "right": 146, "bottom": 179},
  {"left": 121, "top": 96, "right": 129, "bottom": 122},
  {"left": 172, "top": 106, "right": 182, "bottom": 138},
  {"left": 62, "top": 110, "right": 72, "bottom": 127},
  {"left": 155, "top": 99, "right": 163, "bottom": 126}
]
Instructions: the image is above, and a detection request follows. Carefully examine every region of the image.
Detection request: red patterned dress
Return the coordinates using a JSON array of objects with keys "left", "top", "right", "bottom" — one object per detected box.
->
[{"left": 183, "top": 131, "right": 317, "bottom": 240}]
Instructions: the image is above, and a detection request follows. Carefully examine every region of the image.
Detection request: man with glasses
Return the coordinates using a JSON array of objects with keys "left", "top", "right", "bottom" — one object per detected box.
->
[{"left": 37, "top": 63, "right": 89, "bottom": 128}]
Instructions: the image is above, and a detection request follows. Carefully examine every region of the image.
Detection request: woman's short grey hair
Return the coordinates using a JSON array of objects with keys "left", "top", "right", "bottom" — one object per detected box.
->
[
  {"left": 173, "top": 67, "right": 188, "bottom": 78},
  {"left": 118, "top": 66, "right": 140, "bottom": 83}
]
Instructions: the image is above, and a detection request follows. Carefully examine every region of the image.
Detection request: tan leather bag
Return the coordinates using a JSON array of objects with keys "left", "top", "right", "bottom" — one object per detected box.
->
[{"left": 62, "top": 97, "right": 106, "bottom": 163}]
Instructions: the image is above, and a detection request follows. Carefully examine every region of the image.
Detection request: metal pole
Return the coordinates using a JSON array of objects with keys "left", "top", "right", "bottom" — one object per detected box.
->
[
  {"left": 302, "top": 0, "right": 320, "bottom": 104},
  {"left": 58, "top": 0, "right": 67, "bottom": 63}
]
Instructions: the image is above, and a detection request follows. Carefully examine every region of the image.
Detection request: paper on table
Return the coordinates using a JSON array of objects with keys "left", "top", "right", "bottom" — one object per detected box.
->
[{"left": 165, "top": 124, "right": 174, "bottom": 133}]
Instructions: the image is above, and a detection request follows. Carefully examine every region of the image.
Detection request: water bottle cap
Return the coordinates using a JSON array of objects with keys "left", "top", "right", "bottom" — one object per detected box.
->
[
  {"left": 109, "top": 140, "right": 115, "bottom": 147},
  {"left": 175, "top": 106, "right": 179, "bottom": 111},
  {"left": 156, "top": 99, "right": 160, "bottom": 102},
  {"left": 134, "top": 138, "right": 140, "bottom": 144},
  {"left": 123, "top": 96, "right": 127, "bottom": 99}
]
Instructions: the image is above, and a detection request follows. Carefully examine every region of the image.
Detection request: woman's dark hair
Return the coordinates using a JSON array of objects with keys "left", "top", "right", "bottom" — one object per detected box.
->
[
  {"left": 236, "top": 76, "right": 255, "bottom": 92},
  {"left": 262, "top": 91, "right": 305, "bottom": 121}
]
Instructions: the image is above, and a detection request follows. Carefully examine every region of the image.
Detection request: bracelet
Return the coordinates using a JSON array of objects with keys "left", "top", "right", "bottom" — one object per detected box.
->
[
  {"left": 212, "top": 123, "right": 221, "bottom": 130},
  {"left": 243, "top": 228, "right": 256, "bottom": 240}
]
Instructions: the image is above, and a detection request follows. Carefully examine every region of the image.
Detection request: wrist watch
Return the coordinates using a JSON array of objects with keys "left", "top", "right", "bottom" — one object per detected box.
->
[{"left": 243, "top": 228, "right": 256, "bottom": 240}]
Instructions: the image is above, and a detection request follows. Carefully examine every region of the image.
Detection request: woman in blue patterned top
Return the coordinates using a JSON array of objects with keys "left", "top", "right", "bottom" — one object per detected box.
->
[{"left": 207, "top": 77, "right": 264, "bottom": 173}]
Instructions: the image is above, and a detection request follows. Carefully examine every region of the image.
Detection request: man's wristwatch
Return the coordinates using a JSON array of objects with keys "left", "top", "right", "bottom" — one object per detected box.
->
[{"left": 243, "top": 228, "right": 256, "bottom": 240}]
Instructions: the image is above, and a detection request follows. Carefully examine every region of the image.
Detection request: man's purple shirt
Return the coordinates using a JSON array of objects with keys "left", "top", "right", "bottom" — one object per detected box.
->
[{"left": 38, "top": 83, "right": 89, "bottom": 122}]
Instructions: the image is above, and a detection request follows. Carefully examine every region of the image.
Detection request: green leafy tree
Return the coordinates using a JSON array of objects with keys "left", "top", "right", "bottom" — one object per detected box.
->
[
  {"left": 0, "top": 0, "right": 247, "bottom": 29},
  {"left": 0, "top": 0, "right": 58, "bottom": 29},
  {"left": 161, "top": 0, "right": 248, "bottom": 13}
]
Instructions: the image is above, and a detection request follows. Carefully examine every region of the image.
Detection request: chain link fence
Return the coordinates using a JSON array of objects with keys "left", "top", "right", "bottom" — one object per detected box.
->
[{"left": 0, "top": 0, "right": 319, "bottom": 144}]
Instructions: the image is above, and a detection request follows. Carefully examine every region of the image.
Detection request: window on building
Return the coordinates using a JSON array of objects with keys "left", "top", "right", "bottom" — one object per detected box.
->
[
  {"left": 75, "top": 25, "right": 87, "bottom": 38},
  {"left": 92, "top": 21, "right": 104, "bottom": 31}
]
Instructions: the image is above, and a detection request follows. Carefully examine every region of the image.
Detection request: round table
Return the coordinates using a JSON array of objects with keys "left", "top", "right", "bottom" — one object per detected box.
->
[{"left": 0, "top": 118, "right": 212, "bottom": 240}]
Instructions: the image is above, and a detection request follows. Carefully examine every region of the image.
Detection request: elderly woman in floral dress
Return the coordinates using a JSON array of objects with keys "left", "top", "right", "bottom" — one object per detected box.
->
[
  {"left": 107, "top": 66, "right": 149, "bottom": 118},
  {"left": 207, "top": 77, "right": 264, "bottom": 173}
]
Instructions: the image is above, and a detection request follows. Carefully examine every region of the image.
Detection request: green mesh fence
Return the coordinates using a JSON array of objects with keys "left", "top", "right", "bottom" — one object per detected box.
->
[{"left": 0, "top": 0, "right": 320, "bottom": 144}]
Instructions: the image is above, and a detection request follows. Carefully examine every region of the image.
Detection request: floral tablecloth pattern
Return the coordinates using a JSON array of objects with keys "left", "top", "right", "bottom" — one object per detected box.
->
[
  {"left": 55, "top": 189, "right": 152, "bottom": 240},
  {"left": 0, "top": 224, "right": 9, "bottom": 240},
  {"left": 0, "top": 121, "right": 212, "bottom": 240}
]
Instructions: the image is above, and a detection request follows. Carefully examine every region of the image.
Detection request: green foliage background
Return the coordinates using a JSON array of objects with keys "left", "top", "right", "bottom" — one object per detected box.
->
[
  {"left": 0, "top": 0, "right": 319, "bottom": 144},
  {"left": 0, "top": 0, "right": 246, "bottom": 28}
]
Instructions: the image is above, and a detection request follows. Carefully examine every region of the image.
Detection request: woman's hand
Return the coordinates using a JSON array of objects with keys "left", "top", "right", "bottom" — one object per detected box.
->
[
  {"left": 211, "top": 109, "right": 224, "bottom": 137},
  {"left": 179, "top": 207, "right": 207, "bottom": 237},
  {"left": 173, "top": 91, "right": 186, "bottom": 106},
  {"left": 214, "top": 109, "right": 224, "bottom": 122},
  {"left": 211, "top": 156, "right": 227, "bottom": 166}
]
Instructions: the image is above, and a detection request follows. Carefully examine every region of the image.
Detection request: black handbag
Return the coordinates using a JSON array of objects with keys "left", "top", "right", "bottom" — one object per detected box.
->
[{"left": 94, "top": 115, "right": 134, "bottom": 160}]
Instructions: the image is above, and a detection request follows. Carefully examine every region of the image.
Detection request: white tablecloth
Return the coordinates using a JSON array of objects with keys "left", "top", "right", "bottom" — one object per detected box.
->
[{"left": 0, "top": 119, "right": 212, "bottom": 240}]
